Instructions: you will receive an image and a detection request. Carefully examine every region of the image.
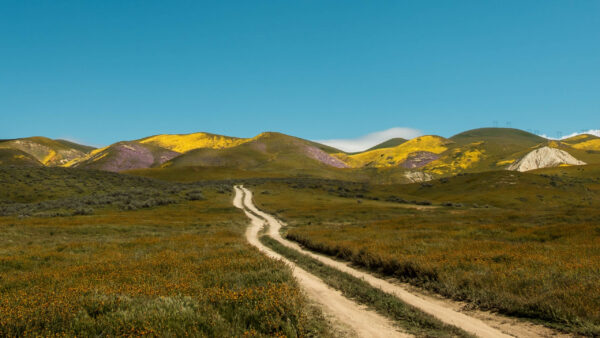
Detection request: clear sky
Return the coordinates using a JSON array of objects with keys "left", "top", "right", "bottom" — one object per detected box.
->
[{"left": 1, "top": 1, "right": 598, "bottom": 148}]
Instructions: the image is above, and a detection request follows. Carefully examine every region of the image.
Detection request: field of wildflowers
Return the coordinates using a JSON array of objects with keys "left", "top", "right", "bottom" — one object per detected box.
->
[
  {"left": 0, "top": 186, "right": 331, "bottom": 336},
  {"left": 251, "top": 177, "right": 600, "bottom": 335}
]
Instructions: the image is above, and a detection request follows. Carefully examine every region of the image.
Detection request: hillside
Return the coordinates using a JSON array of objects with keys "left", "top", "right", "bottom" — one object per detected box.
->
[
  {"left": 334, "top": 135, "right": 451, "bottom": 168},
  {"left": 4, "top": 128, "right": 599, "bottom": 178},
  {"left": 364, "top": 138, "right": 408, "bottom": 151},
  {"left": 138, "top": 132, "right": 248, "bottom": 152},
  {"left": 69, "top": 141, "right": 180, "bottom": 172},
  {"left": 164, "top": 132, "right": 349, "bottom": 171},
  {"left": 562, "top": 134, "right": 600, "bottom": 151},
  {"left": 332, "top": 128, "right": 556, "bottom": 176},
  {"left": 0, "top": 148, "right": 43, "bottom": 167},
  {"left": 71, "top": 132, "right": 250, "bottom": 172},
  {"left": 0, "top": 137, "right": 94, "bottom": 166},
  {"left": 421, "top": 128, "right": 547, "bottom": 174},
  {"left": 508, "top": 146, "right": 586, "bottom": 172}
]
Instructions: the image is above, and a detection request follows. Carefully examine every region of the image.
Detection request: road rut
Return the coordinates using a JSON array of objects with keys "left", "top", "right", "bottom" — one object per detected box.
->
[{"left": 233, "top": 186, "right": 409, "bottom": 338}]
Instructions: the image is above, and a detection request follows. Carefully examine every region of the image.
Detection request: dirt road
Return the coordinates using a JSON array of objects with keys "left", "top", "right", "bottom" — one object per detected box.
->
[
  {"left": 233, "top": 186, "right": 409, "bottom": 338},
  {"left": 236, "top": 185, "right": 566, "bottom": 338}
]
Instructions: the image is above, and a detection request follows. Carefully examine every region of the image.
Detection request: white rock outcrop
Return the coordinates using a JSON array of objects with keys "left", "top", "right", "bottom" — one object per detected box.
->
[{"left": 507, "top": 146, "right": 585, "bottom": 172}]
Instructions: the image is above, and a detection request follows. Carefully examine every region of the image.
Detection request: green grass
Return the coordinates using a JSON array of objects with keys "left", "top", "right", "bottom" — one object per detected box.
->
[{"left": 260, "top": 236, "right": 472, "bottom": 338}]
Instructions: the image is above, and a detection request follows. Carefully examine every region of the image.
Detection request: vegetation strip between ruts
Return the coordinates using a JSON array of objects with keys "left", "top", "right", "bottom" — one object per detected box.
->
[{"left": 259, "top": 235, "right": 472, "bottom": 338}]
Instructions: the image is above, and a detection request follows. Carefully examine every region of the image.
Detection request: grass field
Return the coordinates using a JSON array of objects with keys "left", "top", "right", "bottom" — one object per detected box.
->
[
  {"left": 260, "top": 236, "right": 472, "bottom": 337},
  {"left": 0, "top": 168, "right": 332, "bottom": 337},
  {"left": 249, "top": 172, "right": 600, "bottom": 335}
]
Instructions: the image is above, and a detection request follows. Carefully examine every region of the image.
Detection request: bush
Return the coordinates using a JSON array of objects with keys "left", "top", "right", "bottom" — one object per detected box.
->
[
  {"left": 185, "top": 191, "right": 205, "bottom": 201},
  {"left": 73, "top": 208, "right": 94, "bottom": 216}
]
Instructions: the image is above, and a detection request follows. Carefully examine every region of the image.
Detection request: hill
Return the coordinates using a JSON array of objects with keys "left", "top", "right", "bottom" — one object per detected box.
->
[
  {"left": 138, "top": 132, "right": 248, "bottom": 153},
  {"left": 334, "top": 135, "right": 451, "bottom": 168},
  {"left": 334, "top": 129, "right": 557, "bottom": 176},
  {"left": 364, "top": 138, "right": 408, "bottom": 151},
  {"left": 421, "top": 128, "right": 547, "bottom": 174},
  {"left": 562, "top": 134, "right": 600, "bottom": 151},
  {"left": 164, "top": 132, "right": 349, "bottom": 171},
  {"left": 70, "top": 132, "right": 251, "bottom": 172},
  {"left": 70, "top": 132, "right": 344, "bottom": 173},
  {"left": 0, "top": 136, "right": 94, "bottom": 166},
  {"left": 5, "top": 128, "right": 599, "bottom": 178},
  {"left": 69, "top": 141, "right": 180, "bottom": 172},
  {"left": 0, "top": 148, "right": 43, "bottom": 166}
]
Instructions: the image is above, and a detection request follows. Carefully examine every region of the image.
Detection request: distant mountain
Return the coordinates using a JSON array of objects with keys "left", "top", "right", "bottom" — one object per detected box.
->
[
  {"left": 0, "top": 137, "right": 94, "bottom": 166},
  {"left": 4, "top": 128, "right": 600, "bottom": 179}
]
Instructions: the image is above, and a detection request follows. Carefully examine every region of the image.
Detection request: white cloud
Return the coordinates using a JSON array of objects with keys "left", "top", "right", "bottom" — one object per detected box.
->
[
  {"left": 540, "top": 129, "right": 600, "bottom": 140},
  {"left": 315, "top": 127, "right": 422, "bottom": 153}
]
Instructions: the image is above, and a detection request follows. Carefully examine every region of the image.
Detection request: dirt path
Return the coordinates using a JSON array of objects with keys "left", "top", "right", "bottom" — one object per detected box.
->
[
  {"left": 238, "top": 186, "right": 567, "bottom": 338},
  {"left": 233, "top": 186, "right": 409, "bottom": 338}
]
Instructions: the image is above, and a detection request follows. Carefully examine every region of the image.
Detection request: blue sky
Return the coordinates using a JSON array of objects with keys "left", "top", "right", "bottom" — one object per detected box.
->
[{"left": 1, "top": 1, "right": 598, "bottom": 148}]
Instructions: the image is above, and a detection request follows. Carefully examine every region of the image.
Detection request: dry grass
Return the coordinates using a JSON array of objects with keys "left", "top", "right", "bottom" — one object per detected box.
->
[
  {"left": 251, "top": 179, "right": 600, "bottom": 335},
  {"left": 0, "top": 189, "right": 331, "bottom": 337}
]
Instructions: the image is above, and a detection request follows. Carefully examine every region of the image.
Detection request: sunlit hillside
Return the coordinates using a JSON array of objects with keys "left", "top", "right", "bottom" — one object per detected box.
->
[
  {"left": 138, "top": 132, "right": 249, "bottom": 153},
  {"left": 334, "top": 135, "right": 451, "bottom": 168},
  {"left": 0, "top": 137, "right": 94, "bottom": 166}
]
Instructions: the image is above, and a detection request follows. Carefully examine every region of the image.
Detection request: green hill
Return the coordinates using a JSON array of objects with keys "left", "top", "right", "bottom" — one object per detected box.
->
[
  {"left": 164, "top": 132, "right": 349, "bottom": 172},
  {"left": 419, "top": 128, "right": 548, "bottom": 175},
  {"left": 449, "top": 127, "right": 545, "bottom": 145},
  {"left": 364, "top": 138, "right": 408, "bottom": 151},
  {"left": 54, "top": 139, "right": 96, "bottom": 153},
  {"left": 4, "top": 128, "right": 596, "bottom": 178}
]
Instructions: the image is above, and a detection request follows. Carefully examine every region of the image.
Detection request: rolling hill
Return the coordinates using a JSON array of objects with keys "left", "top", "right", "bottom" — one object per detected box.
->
[
  {"left": 0, "top": 148, "right": 43, "bottom": 167},
  {"left": 562, "top": 134, "right": 600, "bottom": 151},
  {"left": 70, "top": 132, "right": 252, "bottom": 172},
  {"left": 420, "top": 128, "right": 548, "bottom": 174},
  {"left": 5, "top": 128, "right": 600, "bottom": 180},
  {"left": 364, "top": 137, "right": 408, "bottom": 151},
  {"left": 68, "top": 141, "right": 180, "bottom": 172},
  {"left": 0, "top": 137, "right": 95, "bottom": 166},
  {"left": 333, "top": 135, "right": 451, "bottom": 168},
  {"left": 163, "top": 132, "right": 349, "bottom": 171},
  {"left": 138, "top": 132, "right": 248, "bottom": 152}
]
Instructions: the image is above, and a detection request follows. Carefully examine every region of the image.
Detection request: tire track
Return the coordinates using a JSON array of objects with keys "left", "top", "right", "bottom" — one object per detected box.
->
[{"left": 233, "top": 185, "right": 409, "bottom": 338}]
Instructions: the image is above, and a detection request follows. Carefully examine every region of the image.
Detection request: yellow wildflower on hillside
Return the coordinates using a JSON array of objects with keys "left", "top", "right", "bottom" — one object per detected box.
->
[
  {"left": 42, "top": 149, "right": 57, "bottom": 165},
  {"left": 335, "top": 135, "right": 450, "bottom": 168},
  {"left": 140, "top": 133, "right": 248, "bottom": 153},
  {"left": 568, "top": 139, "right": 600, "bottom": 151},
  {"left": 426, "top": 143, "right": 485, "bottom": 174}
]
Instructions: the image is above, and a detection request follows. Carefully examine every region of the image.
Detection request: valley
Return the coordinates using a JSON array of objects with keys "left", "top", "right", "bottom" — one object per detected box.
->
[{"left": 2, "top": 128, "right": 600, "bottom": 336}]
